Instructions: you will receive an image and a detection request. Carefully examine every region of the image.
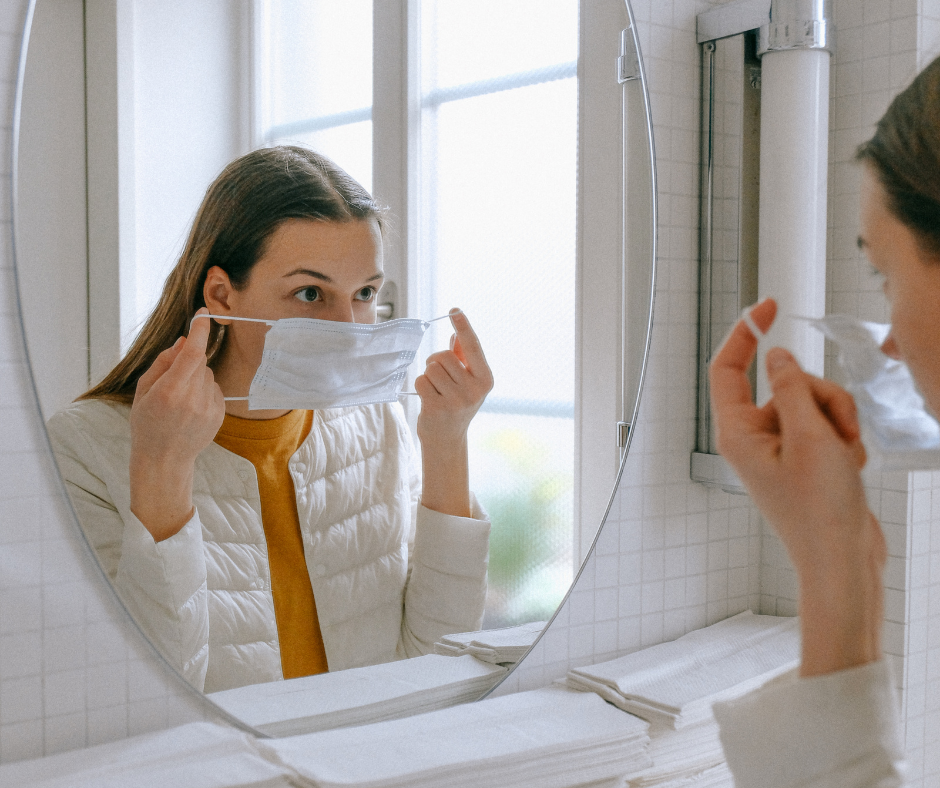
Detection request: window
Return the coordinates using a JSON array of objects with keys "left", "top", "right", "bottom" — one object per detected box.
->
[{"left": 254, "top": 0, "right": 605, "bottom": 627}]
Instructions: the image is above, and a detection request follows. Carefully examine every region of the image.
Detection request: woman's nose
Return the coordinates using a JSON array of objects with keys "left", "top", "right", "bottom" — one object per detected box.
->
[
  {"left": 321, "top": 301, "right": 357, "bottom": 323},
  {"left": 881, "top": 333, "right": 902, "bottom": 359}
]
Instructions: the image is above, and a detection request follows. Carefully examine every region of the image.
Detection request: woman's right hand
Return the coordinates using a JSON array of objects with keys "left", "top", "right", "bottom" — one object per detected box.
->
[
  {"left": 710, "top": 298, "right": 886, "bottom": 678},
  {"left": 129, "top": 309, "right": 225, "bottom": 542}
]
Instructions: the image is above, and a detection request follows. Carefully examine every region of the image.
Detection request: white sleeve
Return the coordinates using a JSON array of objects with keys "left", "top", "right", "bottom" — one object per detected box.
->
[
  {"left": 115, "top": 511, "right": 210, "bottom": 690},
  {"left": 47, "top": 405, "right": 211, "bottom": 691},
  {"left": 713, "top": 660, "right": 906, "bottom": 788},
  {"left": 399, "top": 496, "right": 491, "bottom": 659}
]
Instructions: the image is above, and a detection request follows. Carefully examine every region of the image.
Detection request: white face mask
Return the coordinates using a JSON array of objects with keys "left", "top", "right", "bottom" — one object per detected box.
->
[
  {"left": 802, "top": 314, "right": 940, "bottom": 471},
  {"left": 194, "top": 312, "right": 454, "bottom": 411}
]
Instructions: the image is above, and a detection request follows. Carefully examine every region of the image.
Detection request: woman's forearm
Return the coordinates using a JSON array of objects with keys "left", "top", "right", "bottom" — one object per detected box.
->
[
  {"left": 797, "top": 513, "right": 886, "bottom": 677},
  {"left": 418, "top": 435, "right": 471, "bottom": 518},
  {"left": 129, "top": 451, "right": 196, "bottom": 542}
]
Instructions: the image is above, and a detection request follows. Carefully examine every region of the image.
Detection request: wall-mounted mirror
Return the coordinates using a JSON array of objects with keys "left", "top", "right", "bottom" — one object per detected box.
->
[{"left": 13, "top": 0, "right": 655, "bottom": 737}]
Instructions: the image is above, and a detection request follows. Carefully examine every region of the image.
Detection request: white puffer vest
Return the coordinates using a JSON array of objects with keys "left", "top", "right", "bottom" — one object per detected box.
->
[{"left": 47, "top": 400, "right": 490, "bottom": 693}]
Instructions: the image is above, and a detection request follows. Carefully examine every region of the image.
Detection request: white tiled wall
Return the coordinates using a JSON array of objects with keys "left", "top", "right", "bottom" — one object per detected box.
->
[
  {"left": 3, "top": 0, "right": 940, "bottom": 782},
  {"left": 0, "top": 0, "right": 229, "bottom": 764}
]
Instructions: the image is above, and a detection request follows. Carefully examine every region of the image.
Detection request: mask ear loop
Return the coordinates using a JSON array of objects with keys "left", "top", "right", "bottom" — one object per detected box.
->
[
  {"left": 740, "top": 306, "right": 765, "bottom": 340},
  {"left": 189, "top": 313, "right": 276, "bottom": 327},
  {"left": 189, "top": 314, "right": 276, "bottom": 402}
]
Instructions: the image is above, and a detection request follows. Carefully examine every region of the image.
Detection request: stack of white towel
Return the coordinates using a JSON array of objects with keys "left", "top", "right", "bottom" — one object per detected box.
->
[
  {"left": 7, "top": 612, "right": 802, "bottom": 788},
  {"left": 208, "top": 653, "right": 505, "bottom": 737},
  {"left": 262, "top": 685, "right": 651, "bottom": 788},
  {"left": 624, "top": 725, "right": 731, "bottom": 787},
  {"left": 6, "top": 688, "right": 650, "bottom": 788},
  {"left": 566, "top": 611, "right": 799, "bottom": 728},
  {"left": 434, "top": 620, "right": 547, "bottom": 665},
  {"left": 0, "top": 723, "right": 299, "bottom": 788},
  {"left": 566, "top": 611, "right": 799, "bottom": 787}
]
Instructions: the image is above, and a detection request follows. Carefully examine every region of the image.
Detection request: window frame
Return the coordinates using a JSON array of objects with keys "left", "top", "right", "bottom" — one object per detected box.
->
[{"left": 250, "top": 0, "right": 629, "bottom": 569}]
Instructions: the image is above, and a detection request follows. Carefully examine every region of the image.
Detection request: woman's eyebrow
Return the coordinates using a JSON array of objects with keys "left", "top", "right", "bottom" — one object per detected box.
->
[
  {"left": 282, "top": 269, "right": 385, "bottom": 283},
  {"left": 284, "top": 268, "right": 332, "bottom": 282}
]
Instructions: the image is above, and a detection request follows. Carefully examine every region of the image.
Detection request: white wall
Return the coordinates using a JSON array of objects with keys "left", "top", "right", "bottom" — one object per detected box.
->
[
  {"left": 130, "top": 0, "right": 250, "bottom": 340},
  {"left": 17, "top": 0, "right": 87, "bottom": 418}
]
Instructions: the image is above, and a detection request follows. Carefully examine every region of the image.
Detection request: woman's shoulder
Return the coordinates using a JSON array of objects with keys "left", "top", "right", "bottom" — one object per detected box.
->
[{"left": 46, "top": 398, "right": 132, "bottom": 454}]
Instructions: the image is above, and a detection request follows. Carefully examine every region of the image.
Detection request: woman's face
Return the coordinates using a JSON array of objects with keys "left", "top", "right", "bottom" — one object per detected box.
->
[
  {"left": 860, "top": 165, "right": 940, "bottom": 413},
  {"left": 203, "top": 217, "right": 384, "bottom": 404}
]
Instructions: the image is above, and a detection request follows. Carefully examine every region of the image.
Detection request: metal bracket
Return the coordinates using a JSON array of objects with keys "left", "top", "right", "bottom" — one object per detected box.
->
[
  {"left": 617, "top": 421, "right": 631, "bottom": 448},
  {"left": 618, "top": 27, "right": 640, "bottom": 83}
]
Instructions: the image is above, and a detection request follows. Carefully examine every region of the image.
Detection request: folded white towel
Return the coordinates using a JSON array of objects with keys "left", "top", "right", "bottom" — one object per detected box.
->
[
  {"left": 567, "top": 612, "right": 799, "bottom": 729},
  {"left": 208, "top": 654, "right": 505, "bottom": 737},
  {"left": 0, "top": 722, "right": 301, "bottom": 788},
  {"left": 434, "top": 620, "right": 547, "bottom": 665},
  {"left": 625, "top": 722, "right": 725, "bottom": 786},
  {"left": 262, "top": 685, "right": 651, "bottom": 788}
]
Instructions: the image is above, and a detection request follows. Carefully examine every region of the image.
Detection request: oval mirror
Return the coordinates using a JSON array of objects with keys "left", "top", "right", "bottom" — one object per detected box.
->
[{"left": 13, "top": 0, "right": 655, "bottom": 737}]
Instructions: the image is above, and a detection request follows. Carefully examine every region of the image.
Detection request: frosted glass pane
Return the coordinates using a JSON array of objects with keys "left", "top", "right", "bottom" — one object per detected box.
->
[
  {"left": 423, "top": 82, "right": 577, "bottom": 402},
  {"left": 420, "top": 0, "right": 578, "bottom": 627},
  {"left": 472, "top": 413, "right": 574, "bottom": 628},
  {"left": 264, "top": 0, "right": 372, "bottom": 192},
  {"left": 268, "top": 0, "right": 372, "bottom": 124},
  {"left": 421, "top": 0, "right": 577, "bottom": 88}
]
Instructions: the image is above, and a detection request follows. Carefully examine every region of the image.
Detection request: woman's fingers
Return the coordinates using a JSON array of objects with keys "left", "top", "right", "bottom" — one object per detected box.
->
[
  {"left": 135, "top": 337, "right": 184, "bottom": 399},
  {"left": 808, "top": 374, "right": 862, "bottom": 443},
  {"left": 421, "top": 358, "right": 461, "bottom": 398},
  {"left": 447, "top": 310, "right": 493, "bottom": 390},
  {"left": 766, "top": 349, "right": 860, "bottom": 443},
  {"left": 172, "top": 308, "right": 213, "bottom": 381},
  {"left": 710, "top": 298, "right": 777, "bottom": 417}
]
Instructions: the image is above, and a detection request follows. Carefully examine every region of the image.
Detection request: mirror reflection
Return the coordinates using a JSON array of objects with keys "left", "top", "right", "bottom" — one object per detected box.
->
[
  {"left": 16, "top": 0, "right": 650, "bottom": 733},
  {"left": 48, "top": 145, "right": 497, "bottom": 693}
]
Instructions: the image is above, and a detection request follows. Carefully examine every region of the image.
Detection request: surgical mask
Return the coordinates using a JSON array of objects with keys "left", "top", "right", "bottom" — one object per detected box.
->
[
  {"left": 193, "top": 312, "right": 455, "bottom": 411},
  {"left": 799, "top": 314, "right": 940, "bottom": 471}
]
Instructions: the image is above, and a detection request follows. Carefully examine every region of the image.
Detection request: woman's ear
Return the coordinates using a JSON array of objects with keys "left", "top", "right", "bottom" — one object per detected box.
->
[{"left": 203, "top": 266, "right": 235, "bottom": 325}]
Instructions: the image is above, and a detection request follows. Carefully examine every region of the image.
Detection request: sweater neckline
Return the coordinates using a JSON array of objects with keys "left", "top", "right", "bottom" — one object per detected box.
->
[{"left": 215, "top": 409, "right": 309, "bottom": 441}]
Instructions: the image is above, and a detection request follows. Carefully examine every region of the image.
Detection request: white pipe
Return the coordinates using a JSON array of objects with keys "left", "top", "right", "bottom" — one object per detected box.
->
[{"left": 756, "top": 46, "right": 830, "bottom": 403}]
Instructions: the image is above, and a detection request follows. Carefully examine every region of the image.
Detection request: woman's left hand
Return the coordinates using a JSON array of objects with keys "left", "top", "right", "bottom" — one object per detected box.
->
[
  {"left": 710, "top": 298, "right": 886, "bottom": 677},
  {"left": 414, "top": 310, "right": 493, "bottom": 518},
  {"left": 415, "top": 310, "right": 493, "bottom": 445}
]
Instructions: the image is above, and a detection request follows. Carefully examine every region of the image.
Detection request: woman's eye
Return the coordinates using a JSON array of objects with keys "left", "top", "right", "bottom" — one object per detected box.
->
[
  {"left": 294, "top": 287, "right": 321, "bottom": 303},
  {"left": 355, "top": 286, "right": 377, "bottom": 302}
]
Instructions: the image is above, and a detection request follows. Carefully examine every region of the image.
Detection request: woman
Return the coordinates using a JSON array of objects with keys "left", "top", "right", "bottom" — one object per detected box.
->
[
  {"left": 707, "top": 58, "right": 940, "bottom": 786},
  {"left": 48, "top": 146, "right": 494, "bottom": 694}
]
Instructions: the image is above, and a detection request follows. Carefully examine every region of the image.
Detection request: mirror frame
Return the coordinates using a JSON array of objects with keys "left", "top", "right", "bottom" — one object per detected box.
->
[{"left": 10, "top": 0, "right": 657, "bottom": 736}]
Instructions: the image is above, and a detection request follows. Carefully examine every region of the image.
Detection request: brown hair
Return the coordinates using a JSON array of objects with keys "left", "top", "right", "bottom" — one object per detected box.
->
[
  {"left": 80, "top": 145, "right": 385, "bottom": 404},
  {"left": 857, "top": 55, "right": 940, "bottom": 259}
]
